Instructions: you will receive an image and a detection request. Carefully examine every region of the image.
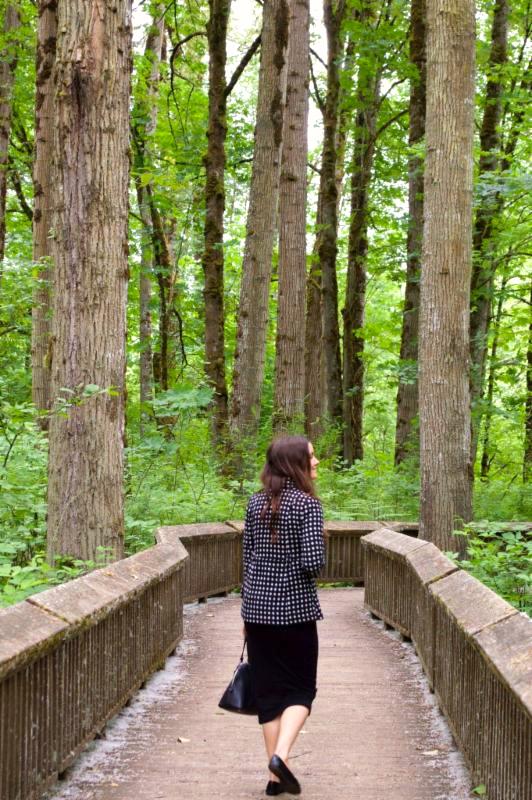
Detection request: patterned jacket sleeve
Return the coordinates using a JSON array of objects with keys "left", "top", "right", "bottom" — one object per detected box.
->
[
  {"left": 300, "top": 497, "right": 325, "bottom": 577},
  {"left": 242, "top": 498, "right": 254, "bottom": 599}
]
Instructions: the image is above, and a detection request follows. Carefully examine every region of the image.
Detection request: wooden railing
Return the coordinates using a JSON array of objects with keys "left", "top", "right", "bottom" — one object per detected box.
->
[
  {"left": 0, "top": 519, "right": 411, "bottom": 800},
  {"left": 1, "top": 520, "right": 529, "bottom": 800},
  {"left": 362, "top": 528, "right": 532, "bottom": 800}
]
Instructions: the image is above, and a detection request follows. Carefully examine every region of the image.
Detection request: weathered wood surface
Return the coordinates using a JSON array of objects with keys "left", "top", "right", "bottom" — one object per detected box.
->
[
  {"left": 1, "top": 521, "right": 529, "bottom": 800},
  {"left": 44, "top": 590, "right": 472, "bottom": 800},
  {"left": 362, "top": 528, "right": 532, "bottom": 800},
  {"left": 0, "top": 543, "right": 188, "bottom": 800}
]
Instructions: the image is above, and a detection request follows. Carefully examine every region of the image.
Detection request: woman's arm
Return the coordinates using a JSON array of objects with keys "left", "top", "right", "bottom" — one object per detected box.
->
[
  {"left": 242, "top": 499, "right": 254, "bottom": 593},
  {"left": 300, "top": 497, "right": 325, "bottom": 577}
]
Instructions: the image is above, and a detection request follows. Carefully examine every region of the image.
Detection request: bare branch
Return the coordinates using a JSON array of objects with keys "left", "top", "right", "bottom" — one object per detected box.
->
[
  {"left": 309, "top": 54, "right": 325, "bottom": 115},
  {"left": 225, "top": 34, "right": 262, "bottom": 98}
]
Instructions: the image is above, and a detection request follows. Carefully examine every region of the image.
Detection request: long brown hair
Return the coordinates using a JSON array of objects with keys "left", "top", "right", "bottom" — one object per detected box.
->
[{"left": 259, "top": 436, "right": 316, "bottom": 540}]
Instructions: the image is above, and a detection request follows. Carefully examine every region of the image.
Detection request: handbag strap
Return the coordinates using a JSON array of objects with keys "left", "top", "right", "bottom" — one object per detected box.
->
[{"left": 240, "top": 637, "right": 247, "bottom": 662}]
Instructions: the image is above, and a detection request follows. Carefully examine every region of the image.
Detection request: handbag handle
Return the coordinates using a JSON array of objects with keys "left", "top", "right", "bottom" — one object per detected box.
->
[{"left": 240, "top": 637, "right": 248, "bottom": 663}]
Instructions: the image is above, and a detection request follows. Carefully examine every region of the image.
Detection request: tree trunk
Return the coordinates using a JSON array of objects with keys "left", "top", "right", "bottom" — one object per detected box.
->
[
  {"left": 31, "top": 0, "right": 57, "bottom": 427},
  {"left": 419, "top": 0, "right": 475, "bottom": 553},
  {"left": 469, "top": 0, "right": 509, "bottom": 466},
  {"left": 132, "top": 10, "right": 165, "bottom": 431},
  {"left": 524, "top": 282, "right": 532, "bottom": 483},
  {"left": 305, "top": 192, "right": 325, "bottom": 439},
  {"left": 342, "top": 78, "right": 379, "bottom": 464},
  {"left": 47, "top": 0, "right": 132, "bottom": 562},
  {"left": 273, "top": 0, "right": 310, "bottom": 432},
  {"left": 230, "top": 0, "right": 289, "bottom": 441},
  {"left": 0, "top": 3, "right": 20, "bottom": 282},
  {"left": 150, "top": 195, "right": 177, "bottom": 392},
  {"left": 203, "top": 0, "right": 231, "bottom": 447},
  {"left": 479, "top": 276, "right": 507, "bottom": 478},
  {"left": 313, "top": 0, "right": 346, "bottom": 431},
  {"left": 394, "top": 0, "right": 426, "bottom": 465}
]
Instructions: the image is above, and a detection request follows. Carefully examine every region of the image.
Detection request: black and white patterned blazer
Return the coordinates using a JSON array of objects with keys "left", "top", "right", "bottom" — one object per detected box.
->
[{"left": 241, "top": 481, "right": 325, "bottom": 625}]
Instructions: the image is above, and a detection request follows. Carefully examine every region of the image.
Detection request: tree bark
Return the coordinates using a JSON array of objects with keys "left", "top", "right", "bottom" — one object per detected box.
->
[
  {"left": 305, "top": 191, "right": 325, "bottom": 439},
  {"left": 0, "top": 3, "right": 20, "bottom": 281},
  {"left": 47, "top": 0, "right": 132, "bottom": 562},
  {"left": 31, "top": 0, "right": 57, "bottom": 427},
  {"left": 524, "top": 282, "right": 532, "bottom": 483},
  {"left": 202, "top": 0, "right": 231, "bottom": 447},
  {"left": 469, "top": 0, "right": 509, "bottom": 466},
  {"left": 419, "top": 0, "right": 475, "bottom": 552},
  {"left": 394, "top": 0, "right": 426, "bottom": 465},
  {"left": 132, "top": 9, "right": 165, "bottom": 431},
  {"left": 273, "top": 0, "right": 310, "bottom": 432},
  {"left": 312, "top": 0, "right": 346, "bottom": 432},
  {"left": 479, "top": 276, "right": 507, "bottom": 479},
  {"left": 230, "top": 0, "right": 289, "bottom": 441},
  {"left": 151, "top": 195, "right": 177, "bottom": 392},
  {"left": 342, "top": 72, "right": 380, "bottom": 464}
]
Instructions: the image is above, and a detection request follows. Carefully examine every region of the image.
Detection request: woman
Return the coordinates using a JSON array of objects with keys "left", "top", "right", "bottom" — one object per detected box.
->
[{"left": 242, "top": 436, "right": 325, "bottom": 796}]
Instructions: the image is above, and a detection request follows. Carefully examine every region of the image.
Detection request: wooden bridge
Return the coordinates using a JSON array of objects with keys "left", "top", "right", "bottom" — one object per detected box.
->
[{"left": 0, "top": 522, "right": 530, "bottom": 800}]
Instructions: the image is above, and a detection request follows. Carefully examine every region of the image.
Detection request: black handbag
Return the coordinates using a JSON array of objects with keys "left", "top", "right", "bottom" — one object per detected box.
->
[{"left": 218, "top": 638, "right": 257, "bottom": 715}]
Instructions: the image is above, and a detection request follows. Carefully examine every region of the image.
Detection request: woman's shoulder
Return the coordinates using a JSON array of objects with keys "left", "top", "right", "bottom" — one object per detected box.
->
[
  {"left": 248, "top": 490, "right": 267, "bottom": 510},
  {"left": 283, "top": 484, "right": 322, "bottom": 510}
]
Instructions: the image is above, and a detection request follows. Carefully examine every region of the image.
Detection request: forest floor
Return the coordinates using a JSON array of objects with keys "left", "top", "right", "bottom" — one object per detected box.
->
[{"left": 45, "top": 589, "right": 473, "bottom": 800}]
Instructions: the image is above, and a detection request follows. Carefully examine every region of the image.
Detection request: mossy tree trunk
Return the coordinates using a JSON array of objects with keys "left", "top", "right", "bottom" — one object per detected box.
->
[
  {"left": 309, "top": 0, "right": 346, "bottom": 436},
  {"left": 31, "top": 0, "right": 56, "bottom": 426},
  {"left": 524, "top": 282, "right": 532, "bottom": 483},
  {"left": 273, "top": 0, "right": 310, "bottom": 432},
  {"left": 469, "top": 0, "right": 509, "bottom": 468},
  {"left": 202, "top": 0, "right": 231, "bottom": 448},
  {"left": 47, "top": 0, "right": 132, "bottom": 562},
  {"left": 479, "top": 276, "right": 507, "bottom": 479},
  {"left": 394, "top": 0, "right": 426, "bottom": 465},
  {"left": 342, "top": 76, "right": 380, "bottom": 465},
  {"left": 0, "top": 3, "right": 20, "bottom": 284},
  {"left": 132, "top": 7, "right": 165, "bottom": 432},
  {"left": 230, "top": 0, "right": 289, "bottom": 443}
]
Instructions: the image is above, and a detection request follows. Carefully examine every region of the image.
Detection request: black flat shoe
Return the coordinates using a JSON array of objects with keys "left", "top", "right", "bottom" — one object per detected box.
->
[
  {"left": 266, "top": 780, "right": 286, "bottom": 796},
  {"left": 268, "top": 755, "right": 301, "bottom": 795}
]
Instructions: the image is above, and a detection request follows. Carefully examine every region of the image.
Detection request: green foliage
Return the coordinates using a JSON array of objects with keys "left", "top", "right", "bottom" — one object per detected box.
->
[
  {"left": 0, "top": 549, "right": 110, "bottom": 608},
  {"left": 450, "top": 522, "right": 532, "bottom": 615},
  {"left": 0, "top": 0, "right": 529, "bottom": 617}
]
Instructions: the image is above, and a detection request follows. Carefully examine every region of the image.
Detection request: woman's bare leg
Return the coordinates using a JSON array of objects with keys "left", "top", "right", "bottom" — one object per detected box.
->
[
  {"left": 273, "top": 705, "right": 309, "bottom": 765},
  {"left": 263, "top": 716, "right": 282, "bottom": 781}
]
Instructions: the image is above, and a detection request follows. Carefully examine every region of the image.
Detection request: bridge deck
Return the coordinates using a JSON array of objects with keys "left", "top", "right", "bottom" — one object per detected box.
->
[{"left": 46, "top": 589, "right": 472, "bottom": 800}]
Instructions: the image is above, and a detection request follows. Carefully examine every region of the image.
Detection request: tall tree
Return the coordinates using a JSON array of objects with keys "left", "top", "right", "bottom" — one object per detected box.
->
[
  {"left": 132, "top": 6, "right": 165, "bottom": 432},
  {"left": 479, "top": 275, "right": 507, "bottom": 478},
  {"left": 273, "top": 0, "right": 310, "bottom": 430},
  {"left": 342, "top": 33, "right": 381, "bottom": 464},
  {"left": 47, "top": 0, "right": 132, "bottom": 562},
  {"left": 0, "top": 2, "right": 20, "bottom": 280},
  {"left": 394, "top": 0, "right": 426, "bottom": 465},
  {"left": 469, "top": 0, "right": 509, "bottom": 464},
  {"left": 524, "top": 281, "right": 532, "bottom": 483},
  {"left": 230, "top": 0, "right": 289, "bottom": 442},
  {"left": 419, "top": 0, "right": 475, "bottom": 552},
  {"left": 202, "top": 0, "right": 231, "bottom": 447},
  {"left": 31, "top": 0, "right": 56, "bottom": 425},
  {"left": 307, "top": 0, "right": 347, "bottom": 435}
]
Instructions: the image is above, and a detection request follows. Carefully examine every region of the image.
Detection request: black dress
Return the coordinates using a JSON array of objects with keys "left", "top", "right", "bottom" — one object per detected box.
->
[
  {"left": 241, "top": 482, "right": 325, "bottom": 724},
  {"left": 245, "top": 619, "right": 319, "bottom": 724}
]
